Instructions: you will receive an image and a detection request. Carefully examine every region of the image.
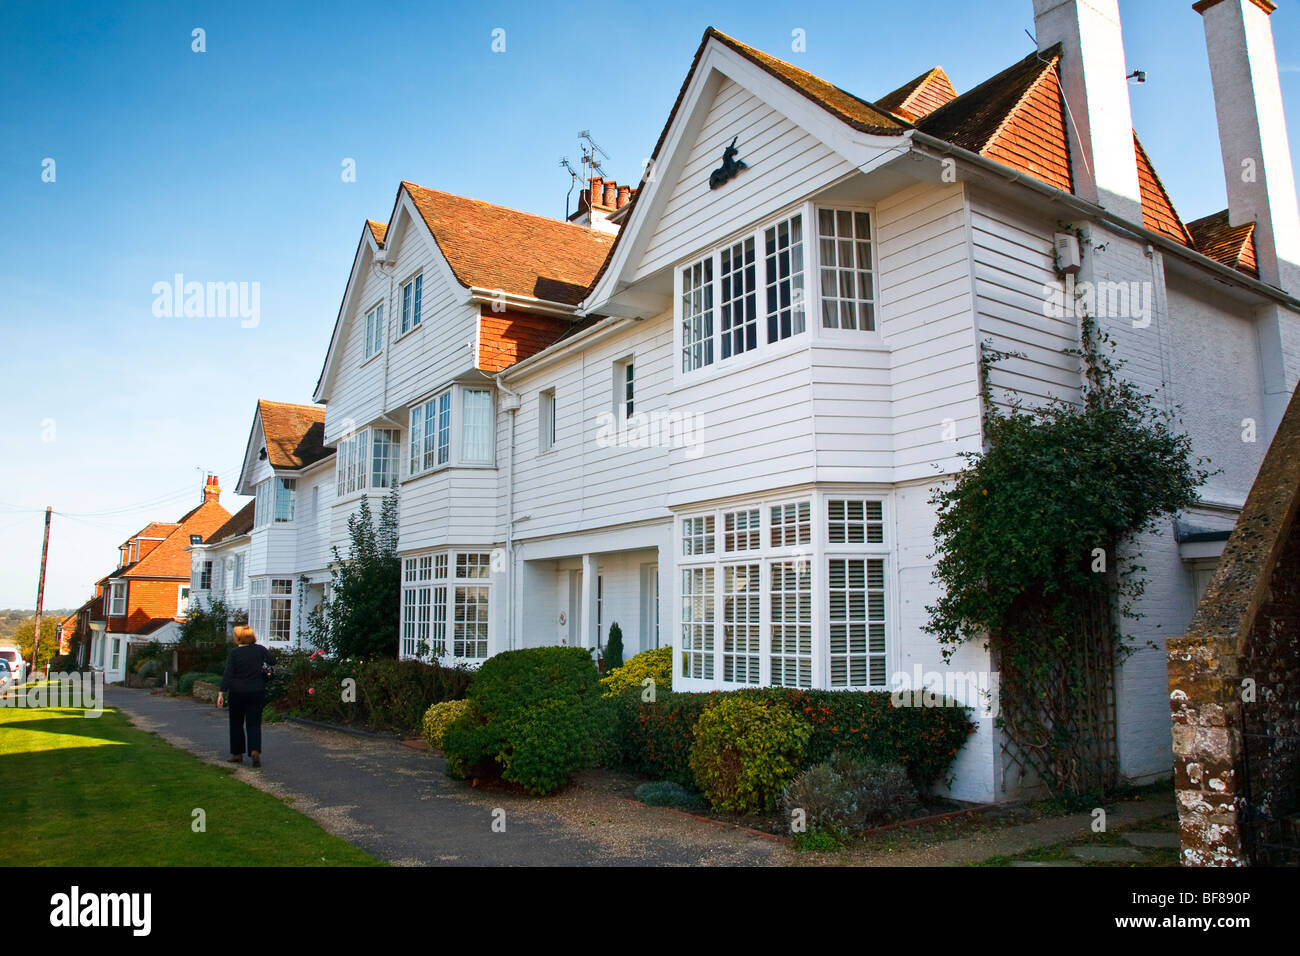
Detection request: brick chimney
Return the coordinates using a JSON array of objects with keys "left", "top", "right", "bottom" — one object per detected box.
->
[
  {"left": 1195, "top": 0, "right": 1300, "bottom": 293},
  {"left": 569, "top": 176, "right": 636, "bottom": 235},
  {"left": 1032, "top": 0, "right": 1143, "bottom": 223},
  {"left": 203, "top": 474, "right": 221, "bottom": 505}
]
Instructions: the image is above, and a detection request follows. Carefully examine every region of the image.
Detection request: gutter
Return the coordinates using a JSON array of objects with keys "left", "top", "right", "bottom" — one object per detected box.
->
[
  {"left": 467, "top": 287, "right": 582, "bottom": 318},
  {"left": 908, "top": 130, "right": 1300, "bottom": 313},
  {"left": 499, "top": 315, "right": 637, "bottom": 383},
  {"left": 494, "top": 373, "right": 522, "bottom": 651}
]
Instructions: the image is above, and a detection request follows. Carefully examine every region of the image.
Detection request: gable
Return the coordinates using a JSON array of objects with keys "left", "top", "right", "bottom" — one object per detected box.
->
[{"left": 634, "top": 73, "right": 856, "bottom": 282}]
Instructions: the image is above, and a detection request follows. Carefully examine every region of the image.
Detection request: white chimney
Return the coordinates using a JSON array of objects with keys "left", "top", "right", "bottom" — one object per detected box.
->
[
  {"left": 1032, "top": 0, "right": 1143, "bottom": 223},
  {"left": 1196, "top": 0, "right": 1300, "bottom": 293}
]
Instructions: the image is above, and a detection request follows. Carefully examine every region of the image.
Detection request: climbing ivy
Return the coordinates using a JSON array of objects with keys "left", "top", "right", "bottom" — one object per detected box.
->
[{"left": 926, "top": 240, "right": 1210, "bottom": 795}]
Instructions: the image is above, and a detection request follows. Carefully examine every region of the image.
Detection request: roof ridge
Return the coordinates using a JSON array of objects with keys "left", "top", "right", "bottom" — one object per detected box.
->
[{"left": 401, "top": 181, "right": 614, "bottom": 240}]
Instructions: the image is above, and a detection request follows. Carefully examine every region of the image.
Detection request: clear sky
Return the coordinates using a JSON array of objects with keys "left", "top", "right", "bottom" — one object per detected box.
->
[{"left": 1, "top": 0, "right": 1298, "bottom": 609}]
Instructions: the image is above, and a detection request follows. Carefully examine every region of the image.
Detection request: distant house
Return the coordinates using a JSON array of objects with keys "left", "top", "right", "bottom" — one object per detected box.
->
[
  {"left": 189, "top": 400, "right": 336, "bottom": 650},
  {"left": 87, "top": 476, "right": 231, "bottom": 682}
]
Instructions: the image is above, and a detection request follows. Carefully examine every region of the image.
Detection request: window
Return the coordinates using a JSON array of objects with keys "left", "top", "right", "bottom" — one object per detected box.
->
[
  {"left": 233, "top": 553, "right": 245, "bottom": 590},
  {"left": 817, "top": 209, "right": 874, "bottom": 331},
  {"left": 828, "top": 558, "right": 887, "bottom": 687},
  {"left": 177, "top": 586, "right": 190, "bottom": 618},
  {"left": 364, "top": 302, "right": 385, "bottom": 358},
  {"left": 827, "top": 499, "right": 884, "bottom": 544},
  {"left": 254, "top": 477, "right": 296, "bottom": 526},
  {"left": 409, "top": 392, "right": 451, "bottom": 475},
  {"left": 401, "top": 552, "right": 489, "bottom": 661},
  {"left": 723, "top": 508, "right": 760, "bottom": 553},
  {"left": 312, "top": 485, "right": 319, "bottom": 517},
  {"left": 372, "top": 427, "right": 400, "bottom": 486},
  {"left": 682, "top": 515, "right": 715, "bottom": 556},
  {"left": 722, "top": 564, "right": 761, "bottom": 683},
  {"left": 680, "top": 567, "right": 714, "bottom": 679},
  {"left": 770, "top": 501, "right": 811, "bottom": 547},
  {"left": 764, "top": 213, "right": 805, "bottom": 342},
  {"left": 770, "top": 560, "right": 812, "bottom": 688},
  {"left": 109, "top": 582, "right": 127, "bottom": 616},
  {"left": 401, "top": 274, "right": 422, "bottom": 334},
  {"left": 539, "top": 388, "right": 556, "bottom": 452},
  {"left": 720, "top": 237, "right": 758, "bottom": 359},
  {"left": 189, "top": 534, "right": 201, "bottom": 545},
  {"left": 250, "top": 578, "right": 293, "bottom": 645},
  {"left": 613, "top": 358, "right": 634, "bottom": 422},
  {"left": 198, "top": 561, "right": 212, "bottom": 590},
  {"left": 461, "top": 389, "right": 493, "bottom": 464},
  {"left": 681, "top": 257, "right": 714, "bottom": 372}
]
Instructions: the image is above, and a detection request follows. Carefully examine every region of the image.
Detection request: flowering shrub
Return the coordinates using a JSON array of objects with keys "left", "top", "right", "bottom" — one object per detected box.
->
[
  {"left": 689, "top": 696, "right": 811, "bottom": 813},
  {"left": 780, "top": 754, "right": 920, "bottom": 840},
  {"left": 421, "top": 699, "right": 470, "bottom": 752},
  {"left": 599, "top": 646, "right": 672, "bottom": 698}
]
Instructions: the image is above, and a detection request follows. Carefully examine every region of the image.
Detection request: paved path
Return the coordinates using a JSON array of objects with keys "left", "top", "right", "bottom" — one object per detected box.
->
[{"left": 108, "top": 687, "right": 782, "bottom": 866}]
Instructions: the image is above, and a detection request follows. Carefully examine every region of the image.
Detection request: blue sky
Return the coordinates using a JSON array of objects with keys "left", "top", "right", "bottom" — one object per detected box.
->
[{"left": 1, "top": 0, "right": 1298, "bottom": 608}]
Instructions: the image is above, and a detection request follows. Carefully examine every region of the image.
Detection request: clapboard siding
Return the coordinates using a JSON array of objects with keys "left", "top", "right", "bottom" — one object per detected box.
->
[
  {"left": 876, "top": 182, "right": 981, "bottom": 478},
  {"left": 969, "top": 194, "right": 1081, "bottom": 409},
  {"left": 398, "top": 469, "right": 499, "bottom": 553},
  {"left": 635, "top": 76, "right": 854, "bottom": 281}
]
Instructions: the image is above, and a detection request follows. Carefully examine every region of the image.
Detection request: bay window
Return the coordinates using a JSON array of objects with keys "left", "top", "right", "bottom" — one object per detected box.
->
[
  {"left": 337, "top": 426, "right": 401, "bottom": 496},
  {"left": 250, "top": 578, "right": 294, "bottom": 646},
  {"left": 676, "top": 205, "right": 875, "bottom": 376},
  {"left": 677, "top": 493, "right": 890, "bottom": 691},
  {"left": 408, "top": 388, "right": 493, "bottom": 477},
  {"left": 461, "top": 389, "right": 493, "bottom": 464},
  {"left": 401, "top": 551, "right": 491, "bottom": 662},
  {"left": 254, "top": 477, "right": 296, "bottom": 527}
]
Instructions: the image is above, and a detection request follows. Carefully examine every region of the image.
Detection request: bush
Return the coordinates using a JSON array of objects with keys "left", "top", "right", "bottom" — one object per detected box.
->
[
  {"left": 178, "top": 672, "right": 223, "bottom": 695},
  {"left": 633, "top": 780, "right": 703, "bottom": 809},
  {"left": 603, "top": 622, "right": 624, "bottom": 671},
  {"left": 689, "top": 695, "right": 811, "bottom": 813},
  {"left": 442, "top": 646, "right": 605, "bottom": 795},
  {"left": 616, "top": 687, "right": 975, "bottom": 803},
  {"left": 781, "top": 754, "right": 920, "bottom": 839},
  {"left": 422, "top": 699, "right": 470, "bottom": 751},
  {"left": 50, "top": 655, "right": 79, "bottom": 674},
  {"left": 599, "top": 646, "right": 671, "bottom": 698},
  {"left": 137, "top": 660, "right": 161, "bottom": 680}
]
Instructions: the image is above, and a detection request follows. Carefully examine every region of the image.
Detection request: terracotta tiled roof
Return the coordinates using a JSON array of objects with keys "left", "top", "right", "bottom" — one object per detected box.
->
[
  {"left": 367, "top": 220, "right": 387, "bottom": 246},
  {"left": 403, "top": 183, "right": 614, "bottom": 306},
  {"left": 258, "top": 400, "right": 331, "bottom": 469},
  {"left": 1188, "top": 210, "right": 1259, "bottom": 278},
  {"left": 127, "top": 496, "right": 231, "bottom": 579},
  {"left": 706, "top": 29, "right": 907, "bottom": 135},
  {"left": 136, "top": 522, "right": 178, "bottom": 540},
  {"left": 203, "top": 500, "right": 255, "bottom": 545},
  {"left": 1134, "top": 134, "right": 1193, "bottom": 245},
  {"left": 876, "top": 66, "right": 958, "bottom": 121}
]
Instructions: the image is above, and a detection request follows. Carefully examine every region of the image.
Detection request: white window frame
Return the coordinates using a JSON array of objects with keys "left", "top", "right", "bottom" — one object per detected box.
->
[
  {"left": 538, "top": 388, "right": 556, "bottom": 453},
  {"left": 400, "top": 273, "right": 423, "bottom": 335},
  {"left": 108, "top": 581, "right": 127, "bottom": 617},
  {"left": 177, "top": 585, "right": 190, "bottom": 618},
  {"left": 613, "top": 357, "right": 635, "bottom": 424},
  {"left": 364, "top": 301, "right": 385, "bottom": 359},
  {"left": 815, "top": 207, "right": 877, "bottom": 333},
  {"left": 408, "top": 387, "right": 492, "bottom": 478},
  {"left": 232, "top": 553, "right": 245, "bottom": 590},
  {"left": 400, "top": 551, "right": 492, "bottom": 664},
  {"left": 675, "top": 489, "right": 893, "bottom": 692}
]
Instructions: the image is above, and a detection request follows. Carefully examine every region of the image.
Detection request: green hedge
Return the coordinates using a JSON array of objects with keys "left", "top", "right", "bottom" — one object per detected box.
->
[
  {"left": 442, "top": 646, "right": 606, "bottom": 795},
  {"left": 623, "top": 687, "right": 975, "bottom": 793},
  {"left": 178, "top": 672, "right": 223, "bottom": 696},
  {"left": 269, "top": 653, "right": 473, "bottom": 735}
]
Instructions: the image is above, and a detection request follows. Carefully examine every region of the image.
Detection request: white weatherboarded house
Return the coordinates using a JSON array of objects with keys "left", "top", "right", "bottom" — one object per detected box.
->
[{"left": 311, "top": 0, "right": 1300, "bottom": 802}]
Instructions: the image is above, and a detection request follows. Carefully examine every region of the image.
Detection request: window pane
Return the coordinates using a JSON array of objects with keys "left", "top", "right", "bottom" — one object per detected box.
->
[
  {"left": 461, "top": 389, "right": 492, "bottom": 463},
  {"left": 681, "top": 258, "right": 715, "bottom": 372},
  {"left": 817, "top": 209, "right": 875, "bottom": 331},
  {"left": 765, "top": 214, "right": 805, "bottom": 343}
]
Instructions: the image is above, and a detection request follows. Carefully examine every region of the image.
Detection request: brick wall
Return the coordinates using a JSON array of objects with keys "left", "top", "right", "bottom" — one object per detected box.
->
[{"left": 1168, "top": 383, "right": 1300, "bottom": 866}]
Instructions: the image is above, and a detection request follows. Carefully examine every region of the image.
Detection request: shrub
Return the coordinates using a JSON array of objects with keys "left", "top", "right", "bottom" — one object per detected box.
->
[
  {"left": 781, "top": 754, "right": 920, "bottom": 839},
  {"left": 625, "top": 691, "right": 717, "bottom": 785},
  {"left": 603, "top": 622, "right": 625, "bottom": 671},
  {"left": 599, "top": 646, "right": 671, "bottom": 698},
  {"left": 177, "top": 600, "right": 240, "bottom": 673},
  {"left": 689, "top": 695, "right": 811, "bottom": 813},
  {"left": 178, "top": 672, "right": 223, "bottom": 696},
  {"left": 137, "top": 660, "right": 161, "bottom": 680},
  {"left": 633, "top": 780, "right": 702, "bottom": 809},
  {"left": 422, "top": 699, "right": 470, "bottom": 752},
  {"left": 442, "top": 646, "right": 605, "bottom": 795},
  {"left": 50, "top": 655, "right": 79, "bottom": 674}
]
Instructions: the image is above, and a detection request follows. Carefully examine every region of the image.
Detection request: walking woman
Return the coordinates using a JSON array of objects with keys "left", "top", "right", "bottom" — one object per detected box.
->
[{"left": 216, "top": 625, "right": 274, "bottom": 767}]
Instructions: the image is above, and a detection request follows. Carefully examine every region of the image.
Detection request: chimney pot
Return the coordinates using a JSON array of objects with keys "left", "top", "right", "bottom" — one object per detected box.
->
[
  {"left": 604, "top": 181, "right": 618, "bottom": 207},
  {"left": 617, "top": 185, "right": 631, "bottom": 207}
]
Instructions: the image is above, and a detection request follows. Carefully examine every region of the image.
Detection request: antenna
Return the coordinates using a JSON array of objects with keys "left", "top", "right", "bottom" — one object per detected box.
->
[{"left": 559, "top": 157, "right": 581, "bottom": 218}]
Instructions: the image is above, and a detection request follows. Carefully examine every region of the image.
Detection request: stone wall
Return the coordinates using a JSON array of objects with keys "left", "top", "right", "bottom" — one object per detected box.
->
[{"left": 1168, "top": 384, "right": 1300, "bottom": 866}]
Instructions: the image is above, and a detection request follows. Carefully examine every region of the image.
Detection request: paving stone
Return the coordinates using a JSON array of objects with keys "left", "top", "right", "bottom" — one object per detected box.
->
[
  {"left": 1009, "top": 860, "right": 1084, "bottom": 867},
  {"left": 1123, "top": 831, "right": 1181, "bottom": 848},
  {"left": 1071, "top": 845, "right": 1149, "bottom": 862}
]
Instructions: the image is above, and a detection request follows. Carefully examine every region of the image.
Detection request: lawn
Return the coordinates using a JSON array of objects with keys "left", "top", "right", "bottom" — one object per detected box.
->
[{"left": 0, "top": 698, "right": 380, "bottom": 866}]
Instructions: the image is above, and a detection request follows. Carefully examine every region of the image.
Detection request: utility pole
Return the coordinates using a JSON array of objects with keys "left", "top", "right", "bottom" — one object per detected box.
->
[{"left": 32, "top": 506, "right": 51, "bottom": 679}]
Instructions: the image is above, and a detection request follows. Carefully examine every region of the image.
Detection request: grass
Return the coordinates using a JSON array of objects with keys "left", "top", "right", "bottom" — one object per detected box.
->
[{"left": 0, "top": 697, "right": 381, "bottom": 866}]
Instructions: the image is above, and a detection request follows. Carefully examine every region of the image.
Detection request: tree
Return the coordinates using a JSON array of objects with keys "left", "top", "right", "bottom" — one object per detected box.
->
[
  {"left": 604, "top": 621, "right": 625, "bottom": 671},
  {"left": 307, "top": 493, "right": 400, "bottom": 659},
  {"left": 11, "top": 617, "right": 60, "bottom": 672}
]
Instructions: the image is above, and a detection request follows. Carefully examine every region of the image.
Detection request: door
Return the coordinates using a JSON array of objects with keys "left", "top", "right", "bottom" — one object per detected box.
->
[{"left": 640, "top": 563, "right": 660, "bottom": 651}]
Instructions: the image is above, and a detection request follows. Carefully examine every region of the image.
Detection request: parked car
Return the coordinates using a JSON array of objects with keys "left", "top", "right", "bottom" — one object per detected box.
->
[
  {"left": 0, "top": 658, "right": 12, "bottom": 690},
  {"left": 0, "top": 646, "right": 25, "bottom": 685}
]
